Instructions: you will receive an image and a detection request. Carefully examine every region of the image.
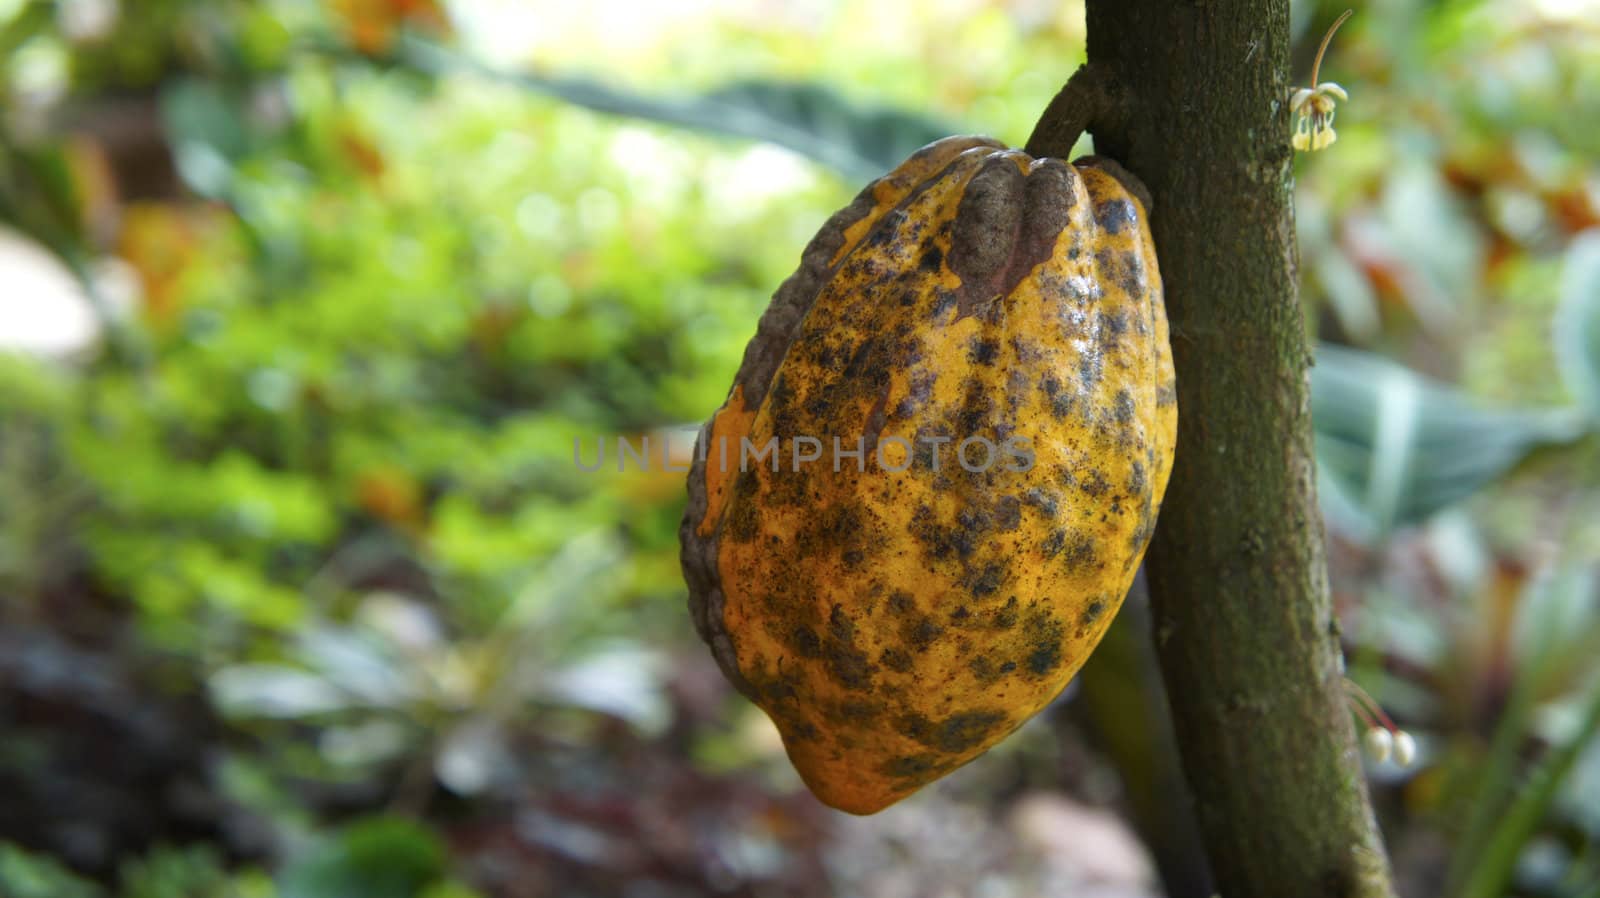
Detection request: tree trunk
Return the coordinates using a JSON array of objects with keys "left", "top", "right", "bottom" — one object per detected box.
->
[{"left": 1027, "top": 3, "right": 1396, "bottom": 895}]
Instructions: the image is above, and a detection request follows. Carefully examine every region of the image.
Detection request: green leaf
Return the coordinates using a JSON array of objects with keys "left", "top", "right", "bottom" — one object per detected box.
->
[
  {"left": 278, "top": 817, "right": 445, "bottom": 898},
  {"left": 1556, "top": 229, "right": 1600, "bottom": 421},
  {"left": 119, "top": 844, "right": 234, "bottom": 898},
  {"left": 0, "top": 2, "right": 55, "bottom": 66},
  {"left": 1446, "top": 569, "right": 1568, "bottom": 898},
  {"left": 1446, "top": 565, "right": 1600, "bottom": 896},
  {"left": 159, "top": 78, "right": 257, "bottom": 197},
  {"left": 0, "top": 842, "right": 104, "bottom": 898},
  {"left": 1311, "top": 343, "right": 1587, "bottom": 541},
  {"left": 0, "top": 137, "right": 86, "bottom": 262}
]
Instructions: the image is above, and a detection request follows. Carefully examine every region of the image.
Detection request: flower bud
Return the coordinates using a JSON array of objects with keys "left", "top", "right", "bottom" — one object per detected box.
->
[
  {"left": 1362, "top": 726, "right": 1393, "bottom": 763},
  {"left": 1393, "top": 730, "right": 1417, "bottom": 767}
]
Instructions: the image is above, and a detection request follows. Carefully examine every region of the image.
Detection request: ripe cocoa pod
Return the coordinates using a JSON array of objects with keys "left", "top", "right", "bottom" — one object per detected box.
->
[{"left": 680, "top": 136, "right": 1176, "bottom": 815}]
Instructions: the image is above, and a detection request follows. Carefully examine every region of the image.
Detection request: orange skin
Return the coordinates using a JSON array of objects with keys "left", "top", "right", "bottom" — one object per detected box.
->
[{"left": 690, "top": 137, "right": 1176, "bottom": 814}]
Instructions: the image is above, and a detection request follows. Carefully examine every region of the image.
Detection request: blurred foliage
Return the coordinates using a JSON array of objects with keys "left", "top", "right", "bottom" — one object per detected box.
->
[
  {"left": 1, "top": 0, "right": 1599, "bottom": 897},
  {"left": 397, "top": 37, "right": 961, "bottom": 184},
  {"left": 276, "top": 817, "right": 451, "bottom": 898},
  {"left": 1311, "top": 342, "right": 1588, "bottom": 542},
  {"left": 0, "top": 840, "right": 275, "bottom": 898}
]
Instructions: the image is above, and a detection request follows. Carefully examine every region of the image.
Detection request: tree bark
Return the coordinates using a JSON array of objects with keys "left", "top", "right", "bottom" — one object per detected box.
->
[{"left": 1028, "top": 3, "right": 1396, "bottom": 895}]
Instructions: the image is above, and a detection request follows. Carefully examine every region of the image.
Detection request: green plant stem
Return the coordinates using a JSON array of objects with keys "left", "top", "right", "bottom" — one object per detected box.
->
[
  {"left": 1452, "top": 474, "right": 1600, "bottom": 898},
  {"left": 1443, "top": 601, "right": 1559, "bottom": 894},
  {"left": 1460, "top": 683, "right": 1600, "bottom": 898}
]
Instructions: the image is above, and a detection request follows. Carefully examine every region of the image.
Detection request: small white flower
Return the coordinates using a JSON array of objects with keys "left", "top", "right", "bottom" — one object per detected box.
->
[
  {"left": 1291, "top": 83, "right": 1348, "bottom": 151},
  {"left": 1290, "top": 11, "right": 1353, "bottom": 153}
]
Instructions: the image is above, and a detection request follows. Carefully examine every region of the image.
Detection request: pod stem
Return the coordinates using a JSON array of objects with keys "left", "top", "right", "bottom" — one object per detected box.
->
[{"left": 1024, "top": 62, "right": 1126, "bottom": 161}]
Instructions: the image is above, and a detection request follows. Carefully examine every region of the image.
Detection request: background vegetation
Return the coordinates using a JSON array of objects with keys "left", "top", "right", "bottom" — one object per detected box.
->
[{"left": 0, "top": 0, "right": 1597, "bottom": 895}]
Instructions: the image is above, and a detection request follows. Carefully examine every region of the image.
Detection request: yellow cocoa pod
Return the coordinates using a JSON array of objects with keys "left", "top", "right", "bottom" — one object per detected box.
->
[{"left": 680, "top": 136, "right": 1176, "bottom": 815}]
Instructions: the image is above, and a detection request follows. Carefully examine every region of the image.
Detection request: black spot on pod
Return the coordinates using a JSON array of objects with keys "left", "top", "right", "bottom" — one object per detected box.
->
[
  {"left": 992, "top": 597, "right": 1020, "bottom": 629},
  {"left": 1117, "top": 250, "right": 1145, "bottom": 296},
  {"left": 1113, "top": 389, "right": 1136, "bottom": 426},
  {"left": 1023, "top": 487, "right": 1060, "bottom": 517},
  {"left": 1157, "top": 381, "right": 1178, "bottom": 407},
  {"left": 898, "top": 709, "right": 1009, "bottom": 753},
  {"left": 826, "top": 698, "right": 884, "bottom": 726},
  {"left": 1041, "top": 529, "right": 1066, "bottom": 558},
  {"left": 1079, "top": 597, "right": 1108, "bottom": 627},
  {"left": 968, "top": 337, "right": 1001, "bottom": 365},
  {"left": 1017, "top": 607, "right": 1068, "bottom": 677},
  {"left": 1103, "top": 310, "right": 1128, "bottom": 337},
  {"left": 1061, "top": 533, "right": 1099, "bottom": 572},
  {"left": 1078, "top": 470, "right": 1112, "bottom": 498},
  {"left": 962, "top": 561, "right": 1006, "bottom": 598},
  {"left": 790, "top": 625, "right": 822, "bottom": 657},
  {"left": 1079, "top": 349, "right": 1104, "bottom": 390},
  {"left": 860, "top": 209, "right": 910, "bottom": 254},
  {"left": 994, "top": 495, "right": 1022, "bottom": 531},
  {"left": 881, "top": 753, "right": 951, "bottom": 781},
  {"left": 969, "top": 655, "right": 998, "bottom": 682},
  {"left": 880, "top": 648, "right": 914, "bottom": 673},
  {"left": 1095, "top": 198, "right": 1137, "bottom": 234},
  {"left": 902, "top": 614, "right": 943, "bottom": 650}
]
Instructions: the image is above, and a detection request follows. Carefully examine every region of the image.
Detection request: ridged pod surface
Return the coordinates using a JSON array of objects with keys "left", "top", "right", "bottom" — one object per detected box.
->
[{"left": 680, "top": 136, "right": 1176, "bottom": 814}]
